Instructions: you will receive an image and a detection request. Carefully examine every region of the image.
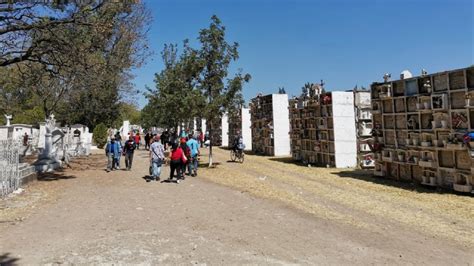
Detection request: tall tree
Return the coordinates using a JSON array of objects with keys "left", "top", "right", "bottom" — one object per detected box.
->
[
  {"left": 198, "top": 15, "right": 250, "bottom": 166},
  {"left": 0, "top": 2, "right": 151, "bottom": 129},
  {"left": 144, "top": 42, "right": 204, "bottom": 131},
  {"left": 1, "top": 1, "right": 111, "bottom": 68}
]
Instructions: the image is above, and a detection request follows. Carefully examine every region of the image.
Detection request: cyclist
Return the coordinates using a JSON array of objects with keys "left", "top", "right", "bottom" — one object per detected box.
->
[{"left": 232, "top": 132, "right": 245, "bottom": 155}]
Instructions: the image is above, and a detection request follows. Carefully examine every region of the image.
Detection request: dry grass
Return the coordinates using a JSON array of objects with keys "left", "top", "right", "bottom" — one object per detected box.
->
[{"left": 199, "top": 147, "right": 474, "bottom": 248}]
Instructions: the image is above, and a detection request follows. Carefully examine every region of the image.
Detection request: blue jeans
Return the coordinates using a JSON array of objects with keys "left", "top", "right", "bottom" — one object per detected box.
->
[
  {"left": 151, "top": 160, "right": 162, "bottom": 179},
  {"left": 115, "top": 155, "right": 121, "bottom": 168},
  {"left": 187, "top": 155, "right": 198, "bottom": 174}
]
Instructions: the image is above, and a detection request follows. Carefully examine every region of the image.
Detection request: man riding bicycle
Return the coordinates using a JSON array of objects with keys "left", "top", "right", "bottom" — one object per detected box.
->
[{"left": 232, "top": 133, "right": 245, "bottom": 154}]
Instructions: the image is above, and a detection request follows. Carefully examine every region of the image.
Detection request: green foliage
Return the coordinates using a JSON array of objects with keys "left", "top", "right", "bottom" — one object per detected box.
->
[
  {"left": 196, "top": 15, "right": 251, "bottom": 165},
  {"left": 92, "top": 123, "right": 108, "bottom": 149},
  {"left": 143, "top": 42, "right": 205, "bottom": 130},
  {"left": 0, "top": 2, "right": 151, "bottom": 129},
  {"left": 142, "top": 15, "right": 251, "bottom": 166},
  {"left": 12, "top": 106, "right": 45, "bottom": 125}
]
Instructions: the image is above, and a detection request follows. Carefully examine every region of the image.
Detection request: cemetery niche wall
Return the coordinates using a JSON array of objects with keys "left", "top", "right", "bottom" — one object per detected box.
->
[
  {"left": 354, "top": 90, "right": 374, "bottom": 168},
  {"left": 289, "top": 88, "right": 357, "bottom": 168},
  {"left": 370, "top": 66, "right": 474, "bottom": 193},
  {"left": 228, "top": 107, "right": 252, "bottom": 151},
  {"left": 250, "top": 93, "right": 291, "bottom": 156}
]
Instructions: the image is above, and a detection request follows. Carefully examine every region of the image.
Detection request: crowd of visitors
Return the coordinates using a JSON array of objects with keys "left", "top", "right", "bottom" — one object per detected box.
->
[{"left": 105, "top": 128, "right": 206, "bottom": 184}]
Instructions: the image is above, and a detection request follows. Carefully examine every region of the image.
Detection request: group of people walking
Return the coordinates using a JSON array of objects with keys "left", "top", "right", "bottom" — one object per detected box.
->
[
  {"left": 105, "top": 134, "right": 138, "bottom": 172},
  {"left": 106, "top": 129, "right": 202, "bottom": 184},
  {"left": 149, "top": 132, "right": 200, "bottom": 184}
]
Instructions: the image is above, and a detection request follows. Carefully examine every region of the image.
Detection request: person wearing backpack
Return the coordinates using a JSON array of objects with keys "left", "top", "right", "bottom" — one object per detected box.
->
[
  {"left": 149, "top": 135, "right": 165, "bottom": 181},
  {"left": 186, "top": 134, "right": 200, "bottom": 176}
]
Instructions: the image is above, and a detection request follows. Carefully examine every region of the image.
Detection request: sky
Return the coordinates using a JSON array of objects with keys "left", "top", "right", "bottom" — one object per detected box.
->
[{"left": 132, "top": 0, "right": 474, "bottom": 108}]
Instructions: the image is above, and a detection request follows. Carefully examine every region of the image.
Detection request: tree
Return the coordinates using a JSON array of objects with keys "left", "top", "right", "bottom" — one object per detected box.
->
[
  {"left": 144, "top": 42, "right": 204, "bottom": 131},
  {"left": 197, "top": 15, "right": 250, "bottom": 166},
  {"left": 0, "top": 2, "right": 151, "bottom": 129},
  {"left": 141, "top": 15, "right": 250, "bottom": 167},
  {"left": 0, "top": 1, "right": 129, "bottom": 69}
]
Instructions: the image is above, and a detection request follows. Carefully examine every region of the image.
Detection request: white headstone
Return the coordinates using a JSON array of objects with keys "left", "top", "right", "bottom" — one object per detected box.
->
[
  {"left": 121, "top": 120, "right": 130, "bottom": 139},
  {"left": 38, "top": 123, "right": 46, "bottom": 149},
  {"left": 4, "top": 114, "right": 12, "bottom": 126}
]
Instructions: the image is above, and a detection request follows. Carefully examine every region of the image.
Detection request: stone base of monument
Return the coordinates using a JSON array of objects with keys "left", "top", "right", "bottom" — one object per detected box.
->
[
  {"left": 34, "top": 158, "right": 61, "bottom": 173},
  {"left": 19, "top": 163, "right": 37, "bottom": 185}
]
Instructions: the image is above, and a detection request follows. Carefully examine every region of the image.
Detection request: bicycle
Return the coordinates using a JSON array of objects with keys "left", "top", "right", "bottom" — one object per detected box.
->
[{"left": 230, "top": 149, "right": 245, "bottom": 163}]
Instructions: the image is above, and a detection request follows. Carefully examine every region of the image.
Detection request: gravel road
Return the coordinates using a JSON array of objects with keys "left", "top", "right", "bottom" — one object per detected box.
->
[{"left": 0, "top": 147, "right": 472, "bottom": 265}]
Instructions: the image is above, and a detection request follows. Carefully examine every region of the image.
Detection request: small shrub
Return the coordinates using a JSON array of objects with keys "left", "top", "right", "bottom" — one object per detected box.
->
[{"left": 93, "top": 123, "right": 108, "bottom": 149}]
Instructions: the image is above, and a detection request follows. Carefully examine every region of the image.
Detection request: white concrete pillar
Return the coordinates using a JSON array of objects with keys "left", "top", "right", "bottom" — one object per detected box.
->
[
  {"left": 272, "top": 94, "right": 291, "bottom": 156},
  {"left": 241, "top": 107, "right": 252, "bottom": 151},
  {"left": 221, "top": 113, "right": 229, "bottom": 147}
]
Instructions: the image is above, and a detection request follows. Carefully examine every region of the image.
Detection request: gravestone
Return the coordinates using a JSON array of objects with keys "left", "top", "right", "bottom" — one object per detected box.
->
[
  {"left": 4, "top": 114, "right": 12, "bottom": 126},
  {"left": 34, "top": 114, "right": 62, "bottom": 172}
]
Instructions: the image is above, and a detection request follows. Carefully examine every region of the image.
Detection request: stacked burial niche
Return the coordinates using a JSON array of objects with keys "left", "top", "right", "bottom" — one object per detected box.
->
[
  {"left": 249, "top": 93, "right": 291, "bottom": 156},
  {"left": 288, "top": 84, "right": 358, "bottom": 168},
  {"left": 370, "top": 66, "right": 474, "bottom": 193},
  {"left": 205, "top": 116, "right": 226, "bottom": 147},
  {"left": 354, "top": 89, "right": 374, "bottom": 168},
  {"left": 227, "top": 107, "right": 252, "bottom": 151}
]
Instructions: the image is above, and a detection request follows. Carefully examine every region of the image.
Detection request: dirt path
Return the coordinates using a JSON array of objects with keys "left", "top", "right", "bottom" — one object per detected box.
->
[{"left": 0, "top": 147, "right": 473, "bottom": 264}]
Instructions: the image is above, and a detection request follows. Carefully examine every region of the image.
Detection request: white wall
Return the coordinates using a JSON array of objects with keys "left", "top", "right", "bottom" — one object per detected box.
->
[
  {"left": 38, "top": 122, "right": 46, "bottom": 149},
  {"left": 0, "top": 127, "right": 8, "bottom": 140},
  {"left": 201, "top": 119, "right": 207, "bottom": 134},
  {"left": 332, "top": 92, "right": 357, "bottom": 168},
  {"left": 11, "top": 125, "right": 33, "bottom": 140},
  {"left": 241, "top": 107, "right": 252, "bottom": 151},
  {"left": 221, "top": 113, "right": 229, "bottom": 147},
  {"left": 272, "top": 94, "right": 291, "bottom": 156}
]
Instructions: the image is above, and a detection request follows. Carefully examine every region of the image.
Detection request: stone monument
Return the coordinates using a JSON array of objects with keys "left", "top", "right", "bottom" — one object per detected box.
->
[
  {"left": 4, "top": 114, "right": 12, "bottom": 126},
  {"left": 34, "top": 114, "right": 62, "bottom": 172}
]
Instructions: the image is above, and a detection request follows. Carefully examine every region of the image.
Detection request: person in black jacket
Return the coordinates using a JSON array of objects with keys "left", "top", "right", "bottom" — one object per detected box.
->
[
  {"left": 123, "top": 135, "right": 136, "bottom": 171},
  {"left": 144, "top": 132, "right": 151, "bottom": 150}
]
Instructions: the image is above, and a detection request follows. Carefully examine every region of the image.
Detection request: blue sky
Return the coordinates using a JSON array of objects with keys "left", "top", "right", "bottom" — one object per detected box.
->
[{"left": 133, "top": 0, "right": 473, "bottom": 108}]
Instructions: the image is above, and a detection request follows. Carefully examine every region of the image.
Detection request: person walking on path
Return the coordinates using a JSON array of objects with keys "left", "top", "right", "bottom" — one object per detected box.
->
[
  {"left": 160, "top": 130, "right": 169, "bottom": 150},
  {"left": 123, "top": 135, "right": 136, "bottom": 171},
  {"left": 149, "top": 135, "right": 165, "bottom": 181},
  {"left": 186, "top": 134, "right": 200, "bottom": 177},
  {"left": 105, "top": 136, "right": 121, "bottom": 172},
  {"left": 144, "top": 132, "right": 151, "bottom": 150},
  {"left": 115, "top": 139, "right": 123, "bottom": 170},
  {"left": 134, "top": 132, "right": 141, "bottom": 150},
  {"left": 179, "top": 137, "right": 191, "bottom": 177},
  {"left": 169, "top": 143, "right": 185, "bottom": 183},
  {"left": 199, "top": 130, "right": 204, "bottom": 148}
]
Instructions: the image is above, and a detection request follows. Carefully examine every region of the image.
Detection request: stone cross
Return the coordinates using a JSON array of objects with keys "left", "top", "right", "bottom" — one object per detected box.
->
[{"left": 4, "top": 114, "right": 12, "bottom": 126}]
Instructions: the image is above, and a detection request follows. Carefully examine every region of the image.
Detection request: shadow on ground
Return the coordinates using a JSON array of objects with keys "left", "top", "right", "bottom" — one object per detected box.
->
[
  {"left": 333, "top": 170, "right": 472, "bottom": 196},
  {"left": 37, "top": 171, "right": 76, "bottom": 182},
  {"left": 268, "top": 157, "right": 302, "bottom": 165},
  {"left": 0, "top": 253, "right": 20, "bottom": 265}
]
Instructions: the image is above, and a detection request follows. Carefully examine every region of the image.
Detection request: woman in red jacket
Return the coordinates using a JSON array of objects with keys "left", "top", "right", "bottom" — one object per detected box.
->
[
  {"left": 134, "top": 133, "right": 141, "bottom": 149},
  {"left": 169, "top": 143, "right": 185, "bottom": 183}
]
